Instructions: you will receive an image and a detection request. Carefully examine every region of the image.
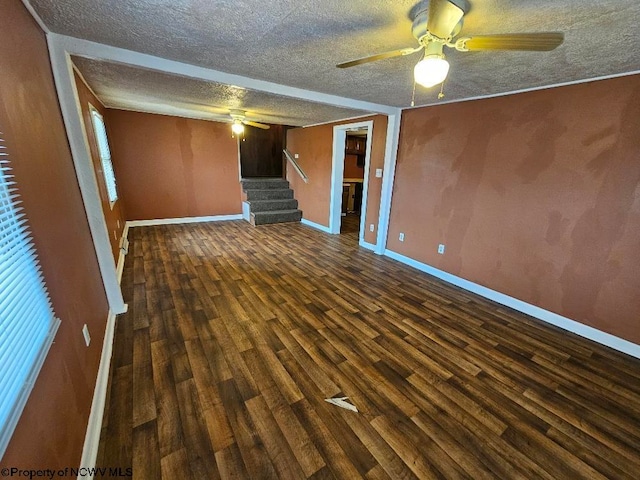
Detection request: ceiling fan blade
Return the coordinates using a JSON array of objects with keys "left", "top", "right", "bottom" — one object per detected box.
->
[
  {"left": 337, "top": 46, "right": 422, "bottom": 68},
  {"left": 427, "top": 0, "right": 464, "bottom": 39},
  {"left": 458, "top": 32, "right": 564, "bottom": 51},
  {"left": 243, "top": 120, "right": 270, "bottom": 130}
]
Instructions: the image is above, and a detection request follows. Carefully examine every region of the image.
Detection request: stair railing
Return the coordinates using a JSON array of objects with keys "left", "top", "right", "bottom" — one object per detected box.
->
[{"left": 283, "top": 149, "right": 309, "bottom": 184}]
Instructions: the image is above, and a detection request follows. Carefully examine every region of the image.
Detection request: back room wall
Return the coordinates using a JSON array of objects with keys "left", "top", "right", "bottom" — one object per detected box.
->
[{"left": 106, "top": 110, "right": 242, "bottom": 221}]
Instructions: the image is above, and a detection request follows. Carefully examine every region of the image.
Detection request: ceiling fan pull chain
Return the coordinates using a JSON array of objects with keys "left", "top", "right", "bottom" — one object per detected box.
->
[
  {"left": 411, "top": 79, "right": 417, "bottom": 107},
  {"left": 438, "top": 81, "right": 446, "bottom": 100}
]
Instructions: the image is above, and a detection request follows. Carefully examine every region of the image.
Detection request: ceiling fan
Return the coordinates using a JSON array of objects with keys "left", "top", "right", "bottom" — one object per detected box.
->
[
  {"left": 227, "top": 109, "right": 270, "bottom": 135},
  {"left": 337, "top": 0, "right": 564, "bottom": 90}
]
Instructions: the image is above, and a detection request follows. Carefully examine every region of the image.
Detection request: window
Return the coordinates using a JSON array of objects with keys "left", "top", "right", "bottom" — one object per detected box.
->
[
  {"left": 0, "top": 132, "right": 60, "bottom": 458},
  {"left": 89, "top": 107, "right": 118, "bottom": 207}
]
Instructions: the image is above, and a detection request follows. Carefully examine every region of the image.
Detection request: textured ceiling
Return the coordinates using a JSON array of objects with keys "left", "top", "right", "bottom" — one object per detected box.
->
[
  {"left": 72, "top": 57, "right": 368, "bottom": 126},
  {"left": 31, "top": 0, "right": 640, "bottom": 112}
]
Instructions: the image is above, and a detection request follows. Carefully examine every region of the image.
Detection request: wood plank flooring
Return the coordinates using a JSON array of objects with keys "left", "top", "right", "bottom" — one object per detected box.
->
[{"left": 97, "top": 220, "right": 640, "bottom": 479}]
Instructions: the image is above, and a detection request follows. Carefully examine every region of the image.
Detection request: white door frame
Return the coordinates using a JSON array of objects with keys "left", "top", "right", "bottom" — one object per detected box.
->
[{"left": 329, "top": 120, "right": 374, "bottom": 245}]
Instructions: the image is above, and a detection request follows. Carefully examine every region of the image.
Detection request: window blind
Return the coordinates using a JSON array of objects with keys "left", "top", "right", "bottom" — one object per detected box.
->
[
  {"left": 0, "top": 133, "right": 60, "bottom": 459},
  {"left": 89, "top": 108, "right": 118, "bottom": 204}
]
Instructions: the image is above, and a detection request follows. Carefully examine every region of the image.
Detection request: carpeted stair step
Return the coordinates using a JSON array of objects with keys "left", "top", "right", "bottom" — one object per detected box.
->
[
  {"left": 241, "top": 177, "right": 302, "bottom": 226},
  {"left": 250, "top": 209, "right": 302, "bottom": 226},
  {"left": 243, "top": 189, "right": 294, "bottom": 201},
  {"left": 241, "top": 178, "right": 290, "bottom": 190},
  {"left": 248, "top": 199, "right": 298, "bottom": 213}
]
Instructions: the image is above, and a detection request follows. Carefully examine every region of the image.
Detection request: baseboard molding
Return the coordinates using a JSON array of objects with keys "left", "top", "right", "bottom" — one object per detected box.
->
[
  {"left": 80, "top": 225, "right": 129, "bottom": 479},
  {"left": 78, "top": 309, "right": 118, "bottom": 479},
  {"left": 242, "top": 202, "right": 250, "bottom": 222},
  {"left": 359, "top": 239, "right": 377, "bottom": 252},
  {"left": 301, "top": 218, "right": 332, "bottom": 234},
  {"left": 126, "top": 214, "right": 242, "bottom": 227},
  {"left": 384, "top": 249, "right": 640, "bottom": 359}
]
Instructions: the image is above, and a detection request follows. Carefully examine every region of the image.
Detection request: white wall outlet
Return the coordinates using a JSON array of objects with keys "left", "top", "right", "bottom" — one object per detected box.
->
[
  {"left": 294, "top": 153, "right": 299, "bottom": 159},
  {"left": 438, "top": 244, "right": 446, "bottom": 255},
  {"left": 82, "top": 324, "right": 91, "bottom": 347},
  {"left": 375, "top": 168, "right": 383, "bottom": 178},
  {"left": 399, "top": 233, "right": 405, "bottom": 242},
  {"left": 369, "top": 224, "right": 375, "bottom": 232}
]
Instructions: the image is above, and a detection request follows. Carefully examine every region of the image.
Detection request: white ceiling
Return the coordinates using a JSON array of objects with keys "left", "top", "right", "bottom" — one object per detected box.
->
[{"left": 30, "top": 0, "right": 640, "bottom": 123}]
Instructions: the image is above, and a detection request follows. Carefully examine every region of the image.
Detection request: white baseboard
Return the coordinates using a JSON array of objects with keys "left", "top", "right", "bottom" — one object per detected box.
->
[
  {"left": 80, "top": 225, "right": 130, "bottom": 479},
  {"left": 301, "top": 218, "right": 332, "bottom": 234},
  {"left": 384, "top": 249, "right": 640, "bottom": 359},
  {"left": 359, "top": 239, "right": 377, "bottom": 252},
  {"left": 242, "top": 202, "right": 250, "bottom": 222},
  {"left": 126, "top": 214, "right": 242, "bottom": 227},
  {"left": 78, "top": 309, "right": 118, "bottom": 480}
]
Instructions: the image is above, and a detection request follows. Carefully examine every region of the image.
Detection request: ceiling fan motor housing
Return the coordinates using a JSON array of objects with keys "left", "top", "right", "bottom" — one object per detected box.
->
[{"left": 411, "top": 4, "right": 463, "bottom": 43}]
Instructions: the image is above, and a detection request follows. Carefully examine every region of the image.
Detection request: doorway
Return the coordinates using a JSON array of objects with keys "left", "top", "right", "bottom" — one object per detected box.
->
[
  {"left": 239, "top": 124, "right": 286, "bottom": 178},
  {"left": 341, "top": 132, "right": 367, "bottom": 235},
  {"left": 329, "top": 120, "right": 374, "bottom": 246}
]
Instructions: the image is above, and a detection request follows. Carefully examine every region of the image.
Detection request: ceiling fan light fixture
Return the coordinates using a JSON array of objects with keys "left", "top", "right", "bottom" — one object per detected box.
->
[
  {"left": 231, "top": 120, "right": 245, "bottom": 135},
  {"left": 414, "top": 54, "right": 450, "bottom": 88}
]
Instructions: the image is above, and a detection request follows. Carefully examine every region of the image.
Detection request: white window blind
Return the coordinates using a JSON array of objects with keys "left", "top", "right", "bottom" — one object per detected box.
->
[
  {"left": 89, "top": 108, "right": 118, "bottom": 205},
  {"left": 0, "top": 132, "right": 60, "bottom": 459}
]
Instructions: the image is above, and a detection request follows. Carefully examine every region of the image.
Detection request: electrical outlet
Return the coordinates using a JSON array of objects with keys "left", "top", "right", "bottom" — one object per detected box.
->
[
  {"left": 294, "top": 153, "right": 299, "bottom": 159},
  {"left": 438, "top": 244, "right": 445, "bottom": 255},
  {"left": 369, "top": 224, "right": 375, "bottom": 232},
  {"left": 375, "top": 168, "right": 383, "bottom": 178},
  {"left": 399, "top": 233, "right": 405, "bottom": 242},
  {"left": 82, "top": 324, "right": 91, "bottom": 347}
]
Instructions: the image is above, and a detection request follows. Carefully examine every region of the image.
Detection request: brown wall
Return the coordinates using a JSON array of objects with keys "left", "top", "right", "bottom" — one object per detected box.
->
[
  {"left": 387, "top": 75, "right": 640, "bottom": 344},
  {"left": 74, "top": 71, "right": 125, "bottom": 260},
  {"left": 106, "top": 109, "right": 242, "bottom": 221},
  {"left": 344, "top": 154, "right": 364, "bottom": 179},
  {"left": 287, "top": 115, "right": 387, "bottom": 244},
  {"left": 0, "top": 0, "right": 109, "bottom": 468}
]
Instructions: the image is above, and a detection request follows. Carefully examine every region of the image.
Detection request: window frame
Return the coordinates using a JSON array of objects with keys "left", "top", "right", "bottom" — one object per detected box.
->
[{"left": 88, "top": 105, "right": 118, "bottom": 209}]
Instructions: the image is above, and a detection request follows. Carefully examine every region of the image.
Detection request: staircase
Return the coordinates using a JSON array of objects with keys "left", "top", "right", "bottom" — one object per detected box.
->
[{"left": 241, "top": 178, "right": 302, "bottom": 226}]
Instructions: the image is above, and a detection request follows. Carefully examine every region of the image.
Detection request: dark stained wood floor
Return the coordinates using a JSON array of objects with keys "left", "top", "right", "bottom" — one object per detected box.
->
[
  {"left": 340, "top": 214, "right": 360, "bottom": 234},
  {"left": 97, "top": 220, "right": 640, "bottom": 479}
]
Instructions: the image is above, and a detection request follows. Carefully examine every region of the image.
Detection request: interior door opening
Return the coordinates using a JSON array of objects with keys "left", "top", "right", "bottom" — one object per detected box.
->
[
  {"left": 340, "top": 130, "right": 368, "bottom": 237},
  {"left": 329, "top": 120, "right": 374, "bottom": 245}
]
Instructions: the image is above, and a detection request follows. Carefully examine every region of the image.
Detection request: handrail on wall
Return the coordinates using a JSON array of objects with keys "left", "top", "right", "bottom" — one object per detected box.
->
[{"left": 283, "top": 149, "right": 309, "bottom": 184}]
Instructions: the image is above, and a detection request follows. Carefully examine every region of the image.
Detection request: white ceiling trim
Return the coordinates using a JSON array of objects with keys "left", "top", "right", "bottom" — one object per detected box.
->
[
  {"left": 48, "top": 33, "right": 398, "bottom": 116},
  {"left": 406, "top": 69, "right": 640, "bottom": 110},
  {"left": 302, "top": 113, "right": 378, "bottom": 129},
  {"left": 20, "top": 0, "right": 49, "bottom": 33}
]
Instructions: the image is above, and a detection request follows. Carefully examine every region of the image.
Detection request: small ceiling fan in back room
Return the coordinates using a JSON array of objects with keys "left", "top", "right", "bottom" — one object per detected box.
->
[
  {"left": 226, "top": 110, "right": 270, "bottom": 139},
  {"left": 337, "top": 0, "right": 564, "bottom": 100}
]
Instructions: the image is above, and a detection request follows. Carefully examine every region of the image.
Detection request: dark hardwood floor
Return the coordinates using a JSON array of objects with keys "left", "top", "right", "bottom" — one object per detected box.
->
[
  {"left": 97, "top": 220, "right": 640, "bottom": 479},
  {"left": 340, "top": 214, "right": 360, "bottom": 235}
]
